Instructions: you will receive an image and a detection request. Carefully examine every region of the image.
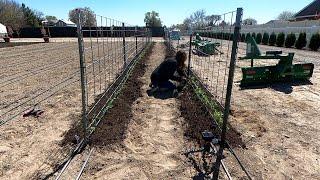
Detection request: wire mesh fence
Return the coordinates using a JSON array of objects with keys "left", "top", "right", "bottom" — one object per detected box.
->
[
  {"left": 0, "top": 10, "right": 151, "bottom": 144},
  {"left": 76, "top": 12, "right": 151, "bottom": 139},
  {"left": 165, "top": 10, "right": 241, "bottom": 109},
  {"left": 165, "top": 8, "right": 245, "bottom": 179}
]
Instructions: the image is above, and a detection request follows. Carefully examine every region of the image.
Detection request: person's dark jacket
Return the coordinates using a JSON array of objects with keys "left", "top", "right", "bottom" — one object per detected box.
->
[{"left": 151, "top": 57, "right": 186, "bottom": 84}]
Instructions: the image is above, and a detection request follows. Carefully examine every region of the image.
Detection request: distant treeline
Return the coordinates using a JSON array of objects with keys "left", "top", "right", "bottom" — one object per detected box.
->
[{"left": 11, "top": 27, "right": 164, "bottom": 38}]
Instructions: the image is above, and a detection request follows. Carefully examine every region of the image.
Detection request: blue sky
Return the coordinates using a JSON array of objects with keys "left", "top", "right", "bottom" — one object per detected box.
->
[{"left": 16, "top": 0, "right": 312, "bottom": 26}]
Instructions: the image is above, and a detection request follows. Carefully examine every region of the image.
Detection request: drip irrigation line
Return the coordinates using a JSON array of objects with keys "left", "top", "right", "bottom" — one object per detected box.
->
[
  {"left": 52, "top": 41, "right": 150, "bottom": 180},
  {"left": 189, "top": 72, "right": 252, "bottom": 180},
  {"left": 0, "top": 43, "right": 75, "bottom": 59},
  {"left": 0, "top": 78, "right": 80, "bottom": 126},
  {"left": 0, "top": 71, "right": 80, "bottom": 120},
  {"left": 0, "top": 60, "right": 77, "bottom": 88},
  {"left": 75, "top": 148, "right": 94, "bottom": 180},
  {"left": 54, "top": 139, "right": 85, "bottom": 180},
  {"left": 165, "top": 35, "right": 252, "bottom": 179}
]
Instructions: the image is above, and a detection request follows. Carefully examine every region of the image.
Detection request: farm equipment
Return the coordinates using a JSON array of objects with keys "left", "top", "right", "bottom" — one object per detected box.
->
[
  {"left": 169, "top": 29, "right": 181, "bottom": 40},
  {"left": 239, "top": 36, "right": 314, "bottom": 86},
  {"left": 191, "top": 33, "right": 222, "bottom": 55}
]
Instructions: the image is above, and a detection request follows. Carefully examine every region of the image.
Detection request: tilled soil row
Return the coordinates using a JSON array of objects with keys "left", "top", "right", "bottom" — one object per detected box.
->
[{"left": 60, "top": 43, "right": 153, "bottom": 148}]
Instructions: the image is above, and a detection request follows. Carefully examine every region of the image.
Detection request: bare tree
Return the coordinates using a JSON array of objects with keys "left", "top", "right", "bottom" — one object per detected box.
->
[
  {"left": 0, "top": 0, "right": 25, "bottom": 34},
  {"left": 144, "top": 11, "right": 162, "bottom": 27},
  {"left": 69, "top": 7, "right": 96, "bottom": 27},
  {"left": 205, "top": 15, "right": 221, "bottom": 26},
  {"left": 242, "top": 18, "right": 258, "bottom": 25},
  {"left": 277, "top": 11, "right": 295, "bottom": 20},
  {"left": 190, "top": 9, "right": 206, "bottom": 28}
]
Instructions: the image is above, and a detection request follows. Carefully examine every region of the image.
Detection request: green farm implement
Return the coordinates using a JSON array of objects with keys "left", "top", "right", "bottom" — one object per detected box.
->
[
  {"left": 191, "top": 33, "right": 222, "bottom": 56},
  {"left": 239, "top": 36, "right": 314, "bottom": 86}
]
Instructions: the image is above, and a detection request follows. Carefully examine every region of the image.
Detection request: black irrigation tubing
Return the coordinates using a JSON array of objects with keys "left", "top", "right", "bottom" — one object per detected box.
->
[
  {"left": 0, "top": 42, "right": 114, "bottom": 87},
  {"left": 0, "top": 51, "right": 74, "bottom": 70},
  {"left": 165, "top": 37, "right": 252, "bottom": 179},
  {"left": 0, "top": 71, "right": 80, "bottom": 121},
  {"left": 0, "top": 78, "right": 80, "bottom": 126},
  {"left": 0, "top": 39, "right": 146, "bottom": 125},
  {"left": 189, "top": 71, "right": 252, "bottom": 180},
  {"left": 0, "top": 45, "right": 79, "bottom": 71},
  {"left": 0, "top": 59, "right": 77, "bottom": 87},
  {"left": 0, "top": 43, "right": 76, "bottom": 63},
  {"left": 0, "top": 42, "right": 74, "bottom": 57},
  {"left": 54, "top": 139, "right": 86, "bottom": 180},
  {"left": 55, "top": 41, "right": 150, "bottom": 180},
  {"left": 75, "top": 148, "right": 94, "bottom": 180},
  {"left": 1, "top": 42, "right": 105, "bottom": 70}
]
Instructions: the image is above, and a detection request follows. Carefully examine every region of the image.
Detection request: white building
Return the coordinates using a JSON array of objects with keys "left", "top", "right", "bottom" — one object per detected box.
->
[
  {"left": 0, "top": 23, "right": 8, "bottom": 37},
  {"left": 55, "top": 19, "right": 76, "bottom": 27}
]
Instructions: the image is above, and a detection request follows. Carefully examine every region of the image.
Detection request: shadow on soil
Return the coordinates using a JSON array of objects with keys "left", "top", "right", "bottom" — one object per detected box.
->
[
  {"left": 147, "top": 88, "right": 178, "bottom": 100},
  {"left": 240, "top": 80, "right": 313, "bottom": 94}
]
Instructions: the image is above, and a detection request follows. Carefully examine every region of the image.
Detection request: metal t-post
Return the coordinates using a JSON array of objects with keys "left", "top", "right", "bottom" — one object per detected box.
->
[
  {"left": 122, "top": 23, "right": 127, "bottom": 67},
  {"left": 135, "top": 26, "right": 138, "bottom": 55},
  {"left": 187, "top": 34, "right": 193, "bottom": 76},
  {"left": 212, "top": 8, "right": 243, "bottom": 180},
  {"left": 76, "top": 10, "right": 88, "bottom": 141}
]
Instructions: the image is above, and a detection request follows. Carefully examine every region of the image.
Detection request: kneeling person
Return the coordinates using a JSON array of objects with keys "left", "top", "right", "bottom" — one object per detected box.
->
[{"left": 150, "top": 50, "right": 187, "bottom": 92}]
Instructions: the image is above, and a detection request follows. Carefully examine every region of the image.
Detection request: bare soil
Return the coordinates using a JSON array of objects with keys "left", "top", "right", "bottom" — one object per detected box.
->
[
  {"left": 0, "top": 42, "right": 42, "bottom": 48},
  {"left": 174, "top": 37, "right": 320, "bottom": 179},
  {"left": 78, "top": 42, "right": 190, "bottom": 179},
  {"left": 0, "top": 39, "right": 143, "bottom": 179}
]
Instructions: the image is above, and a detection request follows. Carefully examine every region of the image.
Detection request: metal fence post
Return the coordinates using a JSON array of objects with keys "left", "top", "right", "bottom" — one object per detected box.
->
[
  {"left": 76, "top": 10, "right": 88, "bottom": 140},
  {"left": 212, "top": 7, "right": 243, "bottom": 180},
  {"left": 168, "top": 32, "right": 171, "bottom": 50},
  {"left": 122, "top": 23, "right": 127, "bottom": 67},
  {"left": 135, "top": 26, "right": 138, "bottom": 55},
  {"left": 187, "top": 34, "right": 193, "bottom": 76}
]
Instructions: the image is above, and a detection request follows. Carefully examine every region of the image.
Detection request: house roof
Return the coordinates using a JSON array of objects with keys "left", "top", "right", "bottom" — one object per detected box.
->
[
  {"left": 58, "top": 19, "right": 76, "bottom": 25},
  {"left": 295, "top": 0, "right": 320, "bottom": 18},
  {"left": 265, "top": 20, "right": 289, "bottom": 24}
]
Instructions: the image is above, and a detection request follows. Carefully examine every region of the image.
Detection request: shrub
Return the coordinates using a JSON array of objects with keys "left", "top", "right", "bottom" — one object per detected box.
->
[
  {"left": 276, "top": 32, "right": 285, "bottom": 47},
  {"left": 309, "top": 33, "right": 320, "bottom": 51},
  {"left": 256, "top": 33, "right": 262, "bottom": 44},
  {"left": 295, "top": 32, "right": 307, "bottom": 49},
  {"left": 251, "top": 32, "right": 256, "bottom": 39},
  {"left": 241, "top": 33, "right": 246, "bottom": 42},
  {"left": 246, "top": 33, "right": 251, "bottom": 41},
  {"left": 224, "top": 33, "right": 231, "bottom": 40},
  {"left": 269, "top": 33, "right": 277, "bottom": 46},
  {"left": 262, "top": 32, "right": 269, "bottom": 45},
  {"left": 285, "top": 33, "right": 296, "bottom": 48}
]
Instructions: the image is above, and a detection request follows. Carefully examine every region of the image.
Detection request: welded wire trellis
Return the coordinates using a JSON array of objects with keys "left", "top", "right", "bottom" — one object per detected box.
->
[
  {"left": 0, "top": 13, "right": 151, "bottom": 138},
  {"left": 165, "top": 10, "right": 240, "bottom": 109},
  {"left": 165, "top": 8, "right": 248, "bottom": 179},
  {"left": 76, "top": 13, "right": 151, "bottom": 139}
]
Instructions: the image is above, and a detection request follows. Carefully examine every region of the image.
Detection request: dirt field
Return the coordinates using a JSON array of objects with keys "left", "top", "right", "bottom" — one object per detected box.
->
[
  {"left": 0, "top": 38, "right": 145, "bottom": 179},
  {"left": 1, "top": 36, "right": 319, "bottom": 179},
  {"left": 174, "top": 36, "right": 320, "bottom": 179}
]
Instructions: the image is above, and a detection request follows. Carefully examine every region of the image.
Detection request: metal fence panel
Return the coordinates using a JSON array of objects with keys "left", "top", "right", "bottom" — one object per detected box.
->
[{"left": 76, "top": 11, "right": 151, "bottom": 140}]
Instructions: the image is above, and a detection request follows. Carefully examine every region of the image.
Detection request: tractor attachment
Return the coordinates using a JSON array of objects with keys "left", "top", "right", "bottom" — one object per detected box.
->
[
  {"left": 191, "top": 33, "right": 223, "bottom": 56},
  {"left": 239, "top": 36, "right": 314, "bottom": 87}
]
